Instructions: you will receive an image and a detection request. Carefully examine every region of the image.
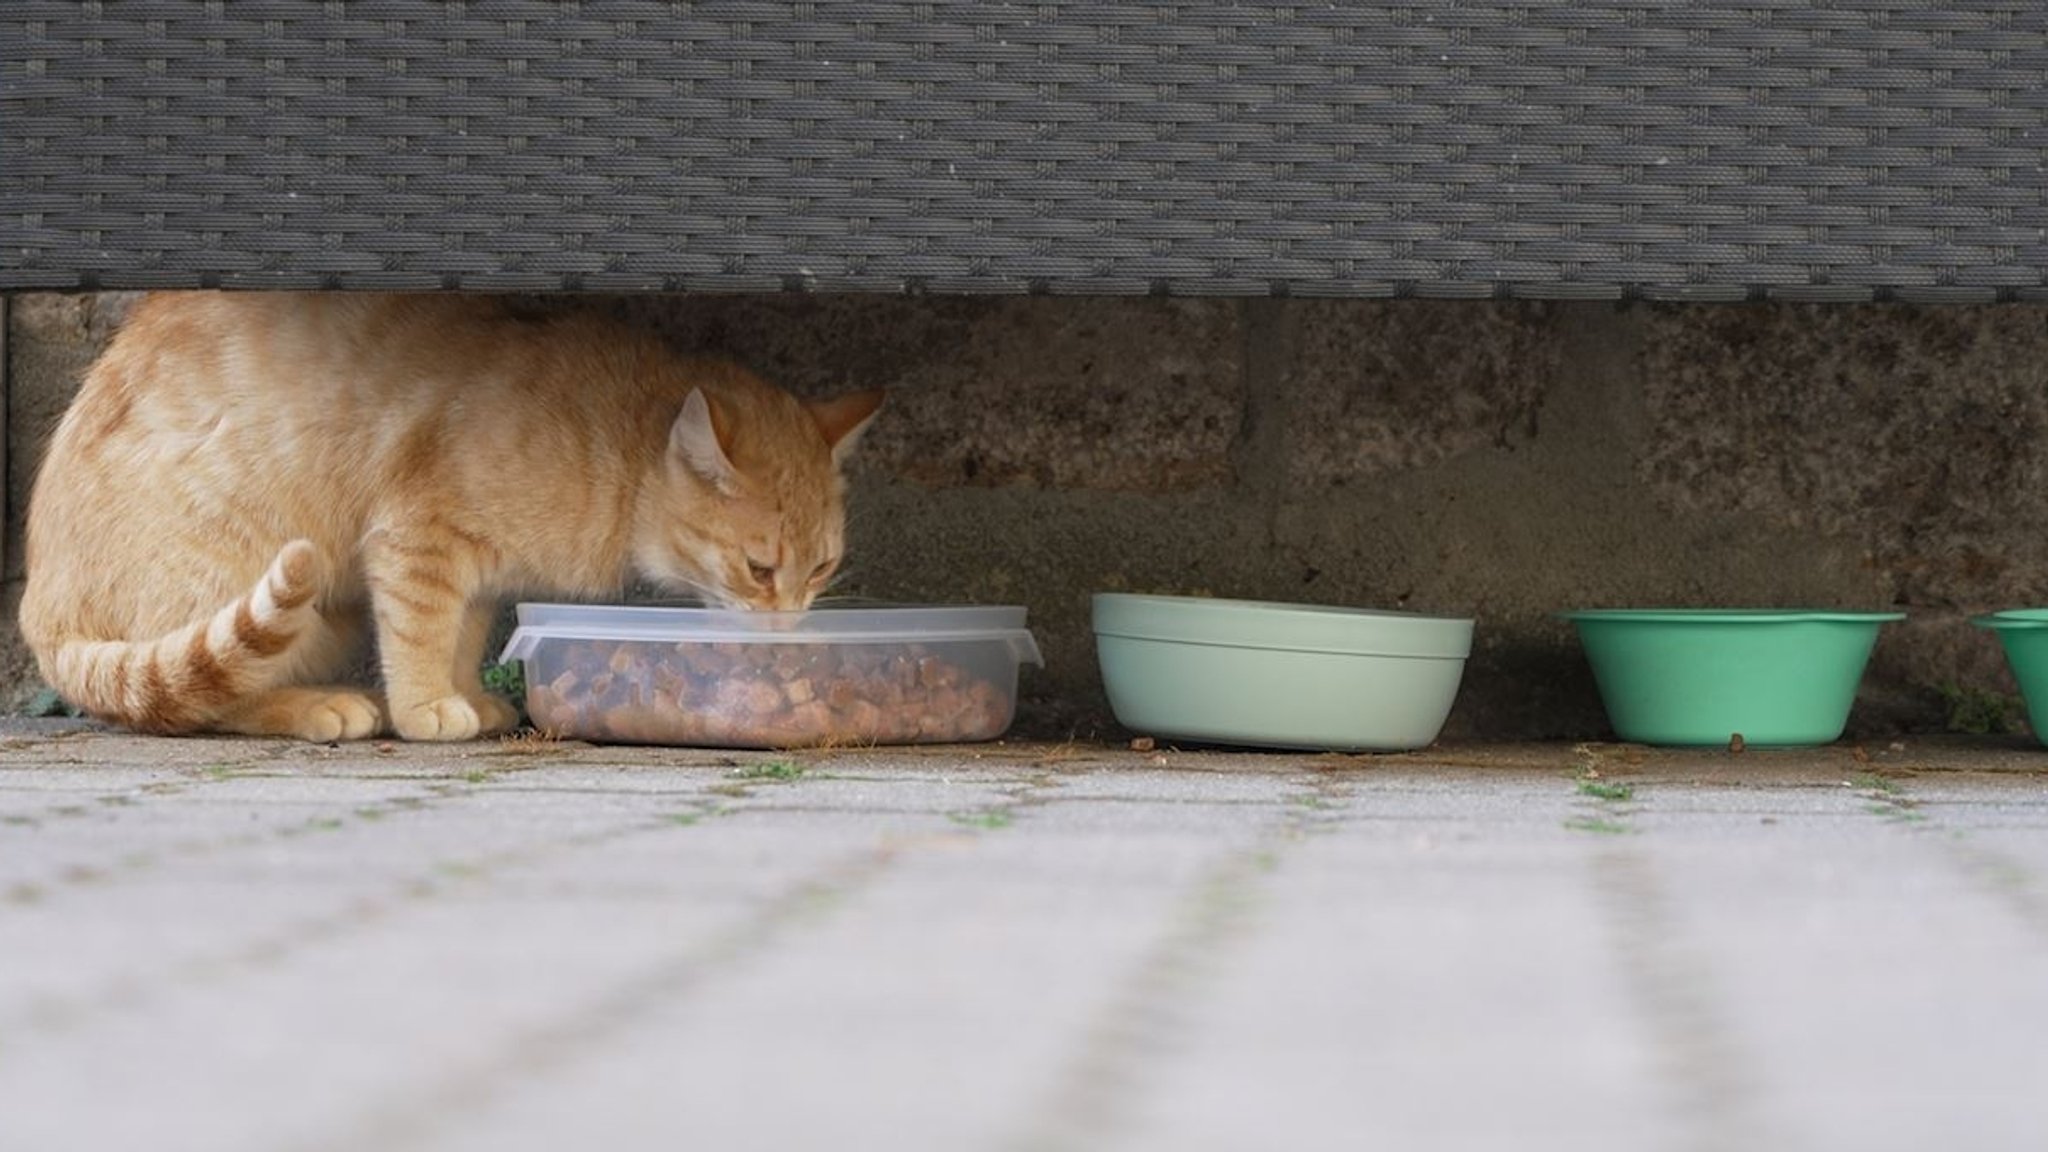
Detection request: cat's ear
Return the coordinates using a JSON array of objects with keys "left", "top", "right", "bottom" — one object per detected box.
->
[
  {"left": 669, "top": 388, "right": 740, "bottom": 492},
  {"left": 807, "top": 389, "right": 885, "bottom": 467}
]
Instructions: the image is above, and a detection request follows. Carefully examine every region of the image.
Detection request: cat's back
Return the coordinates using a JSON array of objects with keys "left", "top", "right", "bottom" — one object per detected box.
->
[
  {"left": 66, "top": 290, "right": 466, "bottom": 408},
  {"left": 48, "top": 292, "right": 542, "bottom": 468},
  {"left": 28, "top": 292, "right": 505, "bottom": 568},
  {"left": 84, "top": 291, "right": 501, "bottom": 400}
]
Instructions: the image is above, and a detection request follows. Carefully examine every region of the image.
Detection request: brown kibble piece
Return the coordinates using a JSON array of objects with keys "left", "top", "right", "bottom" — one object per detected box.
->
[
  {"left": 772, "top": 648, "right": 807, "bottom": 679},
  {"left": 711, "top": 676, "right": 783, "bottom": 717},
  {"left": 679, "top": 646, "right": 724, "bottom": 677},
  {"left": 826, "top": 678, "right": 860, "bottom": 712},
  {"left": 651, "top": 662, "right": 682, "bottom": 697},
  {"left": 1130, "top": 736, "right": 1156, "bottom": 752},
  {"left": 918, "top": 655, "right": 962, "bottom": 690},
  {"left": 846, "top": 699, "right": 885, "bottom": 735},
  {"left": 1728, "top": 733, "right": 1746, "bottom": 754}
]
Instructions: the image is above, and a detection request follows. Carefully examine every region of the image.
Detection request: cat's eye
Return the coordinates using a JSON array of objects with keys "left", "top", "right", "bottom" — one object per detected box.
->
[
  {"left": 810, "top": 560, "right": 837, "bottom": 584},
  {"left": 748, "top": 561, "right": 775, "bottom": 587}
]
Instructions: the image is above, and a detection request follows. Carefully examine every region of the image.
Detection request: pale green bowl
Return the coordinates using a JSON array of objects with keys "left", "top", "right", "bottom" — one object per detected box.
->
[
  {"left": 1563, "top": 609, "right": 1905, "bottom": 747},
  {"left": 1969, "top": 609, "right": 2048, "bottom": 746},
  {"left": 1092, "top": 593, "right": 1474, "bottom": 752}
]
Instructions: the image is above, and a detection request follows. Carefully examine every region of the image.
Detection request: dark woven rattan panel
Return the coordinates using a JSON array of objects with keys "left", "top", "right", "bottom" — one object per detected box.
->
[{"left": 4, "top": 2, "right": 2046, "bottom": 300}]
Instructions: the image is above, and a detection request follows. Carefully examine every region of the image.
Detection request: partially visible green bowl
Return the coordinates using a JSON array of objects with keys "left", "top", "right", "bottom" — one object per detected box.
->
[
  {"left": 1562, "top": 609, "right": 1905, "bottom": 747},
  {"left": 1969, "top": 610, "right": 2048, "bottom": 745}
]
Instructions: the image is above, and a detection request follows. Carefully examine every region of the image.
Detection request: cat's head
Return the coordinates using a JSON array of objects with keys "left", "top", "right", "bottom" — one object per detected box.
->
[{"left": 633, "top": 373, "right": 883, "bottom": 612}]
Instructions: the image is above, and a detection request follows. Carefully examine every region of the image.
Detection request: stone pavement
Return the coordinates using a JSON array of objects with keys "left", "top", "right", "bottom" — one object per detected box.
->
[{"left": 1, "top": 725, "right": 2045, "bottom": 1152}]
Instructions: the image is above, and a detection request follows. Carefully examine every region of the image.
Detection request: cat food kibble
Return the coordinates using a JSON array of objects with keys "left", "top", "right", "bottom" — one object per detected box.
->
[{"left": 527, "top": 641, "right": 1012, "bottom": 747}]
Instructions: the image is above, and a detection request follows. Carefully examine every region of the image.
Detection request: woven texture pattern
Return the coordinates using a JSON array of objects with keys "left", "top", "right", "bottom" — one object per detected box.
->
[{"left": 4, "top": 1, "right": 2045, "bottom": 299}]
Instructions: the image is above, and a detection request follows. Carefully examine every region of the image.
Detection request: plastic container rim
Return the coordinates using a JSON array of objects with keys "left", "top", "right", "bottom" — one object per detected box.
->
[
  {"left": 499, "top": 601, "right": 1042, "bottom": 665},
  {"left": 1092, "top": 592, "right": 1473, "bottom": 660}
]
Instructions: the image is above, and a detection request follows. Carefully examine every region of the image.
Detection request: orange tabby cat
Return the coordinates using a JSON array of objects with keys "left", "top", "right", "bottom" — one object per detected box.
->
[{"left": 18, "top": 292, "right": 882, "bottom": 742}]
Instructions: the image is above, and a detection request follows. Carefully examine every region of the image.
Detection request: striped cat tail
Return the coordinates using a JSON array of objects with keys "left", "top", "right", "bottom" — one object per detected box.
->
[{"left": 46, "top": 540, "right": 327, "bottom": 733}]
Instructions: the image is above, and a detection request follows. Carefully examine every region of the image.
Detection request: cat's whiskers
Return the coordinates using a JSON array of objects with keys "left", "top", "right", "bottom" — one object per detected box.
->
[{"left": 814, "top": 566, "right": 864, "bottom": 604}]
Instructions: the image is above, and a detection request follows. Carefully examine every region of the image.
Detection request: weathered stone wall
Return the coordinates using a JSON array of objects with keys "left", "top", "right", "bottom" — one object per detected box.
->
[{"left": 6, "top": 292, "right": 2042, "bottom": 741}]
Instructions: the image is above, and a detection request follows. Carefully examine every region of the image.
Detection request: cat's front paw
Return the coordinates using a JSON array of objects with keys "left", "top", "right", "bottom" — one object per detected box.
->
[{"left": 392, "top": 694, "right": 488, "bottom": 742}]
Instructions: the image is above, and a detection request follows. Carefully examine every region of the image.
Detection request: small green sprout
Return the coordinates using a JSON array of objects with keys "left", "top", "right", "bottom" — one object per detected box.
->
[
  {"left": 732, "top": 760, "right": 805, "bottom": 781},
  {"left": 1936, "top": 682, "right": 2022, "bottom": 736},
  {"left": 1577, "top": 779, "right": 1634, "bottom": 803},
  {"left": 480, "top": 661, "right": 526, "bottom": 699}
]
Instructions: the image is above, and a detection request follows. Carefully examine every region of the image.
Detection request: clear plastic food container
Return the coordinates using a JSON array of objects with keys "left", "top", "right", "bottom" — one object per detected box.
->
[{"left": 498, "top": 603, "right": 1043, "bottom": 748}]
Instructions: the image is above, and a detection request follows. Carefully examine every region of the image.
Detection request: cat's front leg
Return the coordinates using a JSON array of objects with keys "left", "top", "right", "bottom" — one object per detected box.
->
[
  {"left": 456, "top": 599, "right": 521, "bottom": 734},
  {"left": 365, "top": 527, "right": 507, "bottom": 741}
]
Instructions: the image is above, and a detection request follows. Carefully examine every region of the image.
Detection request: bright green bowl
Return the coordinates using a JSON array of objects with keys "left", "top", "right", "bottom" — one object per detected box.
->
[
  {"left": 1969, "top": 610, "right": 2048, "bottom": 745},
  {"left": 1092, "top": 593, "right": 1474, "bottom": 752},
  {"left": 1562, "top": 609, "right": 1905, "bottom": 747}
]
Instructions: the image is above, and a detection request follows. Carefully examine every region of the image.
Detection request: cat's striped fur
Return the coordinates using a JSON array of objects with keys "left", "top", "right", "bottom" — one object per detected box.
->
[{"left": 19, "top": 293, "right": 881, "bottom": 741}]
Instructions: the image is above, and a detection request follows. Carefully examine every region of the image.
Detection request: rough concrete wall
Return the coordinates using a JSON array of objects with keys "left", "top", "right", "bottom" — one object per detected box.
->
[{"left": 5, "top": 292, "right": 2040, "bottom": 742}]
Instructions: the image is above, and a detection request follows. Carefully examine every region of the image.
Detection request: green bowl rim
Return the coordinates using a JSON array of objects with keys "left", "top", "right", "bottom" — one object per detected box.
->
[
  {"left": 1971, "top": 608, "right": 2048, "bottom": 631},
  {"left": 1559, "top": 608, "right": 1907, "bottom": 625}
]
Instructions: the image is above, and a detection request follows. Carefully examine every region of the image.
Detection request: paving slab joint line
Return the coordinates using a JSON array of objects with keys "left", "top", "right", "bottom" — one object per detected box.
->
[
  {"left": 0, "top": 776, "right": 208, "bottom": 831},
  {"left": 0, "top": 802, "right": 730, "bottom": 1045},
  {"left": 1944, "top": 839, "right": 2048, "bottom": 943},
  {"left": 1592, "top": 845, "right": 1763, "bottom": 1152},
  {"left": 0, "top": 748, "right": 313, "bottom": 823},
  {"left": 0, "top": 783, "right": 462, "bottom": 911},
  {"left": 1566, "top": 760, "right": 1645, "bottom": 836},
  {"left": 1000, "top": 781, "right": 1348, "bottom": 1152},
  {"left": 304, "top": 841, "right": 910, "bottom": 1152},
  {"left": 944, "top": 769, "right": 1073, "bottom": 830},
  {"left": 1850, "top": 773, "right": 2048, "bottom": 946}
]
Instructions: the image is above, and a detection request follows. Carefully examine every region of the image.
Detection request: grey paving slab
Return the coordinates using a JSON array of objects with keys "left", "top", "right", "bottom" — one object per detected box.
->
[
  {"left": 0, "top": 767, "right": 195, "bottom": 797},
  {"left": 713, "top": 773, "right": 1031, "bottom": 815},
  {"left": 1908, "top": 788, "right": 2048, "bottom": 831},
  {"left": 1647, "top": 831, "right": 2048, "bottom": 1151},
  {"left": 396, "top": 820, "right": 1263, "bottom": 1152},
  {"left": 1034, "top": 765, "right": 1316, "bottom": 804},
  {"left": 0, "top": 791, "right": 708, "bottom": 1027},
  {"left": 1016, "top": 798, "right": 1300, "bottom": 845},
  {"left": 4, "top": 817, "right": 923, "bottom": 1152},
  {"left": 0, "top": 784, "right": 449, "bottom": 891},
  {"left": 1617, "top": 781, "right": 1887, "bottom": 816},
  {"left": 1106, "top": 831, "right": 1675, "bottom": 1152},
  {"left": 0, "top": 732, "right": 2044, "bottom": 1152}
]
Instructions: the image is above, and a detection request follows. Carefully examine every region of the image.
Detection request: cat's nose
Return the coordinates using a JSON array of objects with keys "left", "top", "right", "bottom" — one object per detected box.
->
[{"left": 746, "top": 587, "right": 808, "bottom": 615}]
